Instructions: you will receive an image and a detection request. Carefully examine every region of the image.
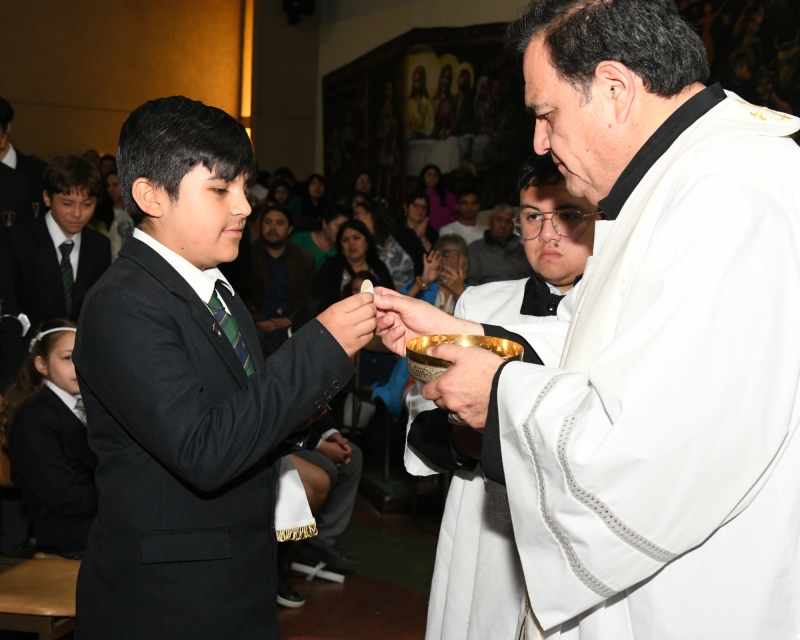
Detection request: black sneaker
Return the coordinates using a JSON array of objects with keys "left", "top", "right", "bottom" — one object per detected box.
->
[
  {"left": 277, "top": 571, "right": 305, "bottom": 608},
  {"left": 295, "top": 541, "right": 358, "bottom": 574}
]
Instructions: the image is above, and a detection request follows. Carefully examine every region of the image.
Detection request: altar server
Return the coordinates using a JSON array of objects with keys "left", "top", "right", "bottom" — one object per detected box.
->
[
  {"left": 73, "top": 97, "right": 376, "bottom": 639},
  {"left": 405, "top": 153, "right": 597, "bottom": 640},
  {"left": 374, "top": 1, "right": 800, "bottom": 638}
]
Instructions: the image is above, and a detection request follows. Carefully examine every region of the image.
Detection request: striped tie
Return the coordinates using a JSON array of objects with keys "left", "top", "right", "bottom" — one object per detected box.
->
[
  {"left": 59, "top": 240, "right": 75, "bottom": 317},
  {"left": 207, "top": 289, "right": 255, "bottom": 377}
]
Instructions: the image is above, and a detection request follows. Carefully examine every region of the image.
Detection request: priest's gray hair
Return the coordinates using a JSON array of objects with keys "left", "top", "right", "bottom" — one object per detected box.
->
[{"left": 505, "top": 0, "right": 710, "bottom": 101}]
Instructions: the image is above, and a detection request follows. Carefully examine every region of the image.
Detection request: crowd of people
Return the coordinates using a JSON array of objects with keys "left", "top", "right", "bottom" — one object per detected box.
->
[{"left": 0, "top": 90, "right": 541, "bottom": 612}]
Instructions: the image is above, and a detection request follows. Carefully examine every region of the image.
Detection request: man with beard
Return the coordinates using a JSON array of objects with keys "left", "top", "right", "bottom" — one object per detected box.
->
[{"left": 246, "top": 204, "right": 316, "bottom": 349}]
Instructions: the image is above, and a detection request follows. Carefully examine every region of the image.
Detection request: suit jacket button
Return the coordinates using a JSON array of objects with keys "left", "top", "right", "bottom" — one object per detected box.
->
[
  {"left": 313, "top": 401, "right": 322, "bottom": 410},
  {"left": 323, "top": 390, "right": 332, "bottom": 401},
  {"left": 331, "top": 380, "right": 340, "bottom": 390}
]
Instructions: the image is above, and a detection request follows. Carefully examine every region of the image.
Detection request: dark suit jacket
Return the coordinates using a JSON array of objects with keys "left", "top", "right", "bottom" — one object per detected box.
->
[
  {"left": 73, "top": 238, "right": 355, "bottom": 639},
  {"left": 6, "top": 386, "right": 98, "bottom": 554},
  {"left": 4, "top": 215, "right": 110, "bottom": 328},
  {"left": 246, "top": 240, "right": 316, "bottom": 321},
  {"left": 0, "top": 163, "right": 32, "bottom": 233},
  {"left": 14, "top": 149, "right": 48, "bottom": 219},
  {"left": 0, "top": 251, "right": 25, "bottom": 393}
]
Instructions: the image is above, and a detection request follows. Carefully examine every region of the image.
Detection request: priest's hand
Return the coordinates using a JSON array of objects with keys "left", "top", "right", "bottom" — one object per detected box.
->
[
  {"left": 421, "top": 343, "right": 503, "bottom": 429},
  {"left": 373, "top": 287, "right": 480, "bottom": 356},
  {"left": 317, "top": 292, "right": 377, "bottom": 358}
]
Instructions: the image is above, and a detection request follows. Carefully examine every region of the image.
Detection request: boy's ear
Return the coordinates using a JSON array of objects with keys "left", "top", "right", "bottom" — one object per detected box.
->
[
  {"left": 131, "top": 178, "right": 166, "bottom": 219},
  {"left": 43, "top": 191, "right": 51, "bottom": 208}
]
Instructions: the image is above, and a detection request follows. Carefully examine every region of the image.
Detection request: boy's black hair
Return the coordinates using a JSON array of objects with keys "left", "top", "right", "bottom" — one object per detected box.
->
[
  {"left": 517, "top": 152, "right": 564, "bottom": 192},
  {"left": 117, "top": 96, "right": 256, "bottom": 226},
  {"left": 44, "top": 155, "right": 103, "bottom": 199},
  {"left": 0, "top": 97, "right": 13, "bottom": 131}
]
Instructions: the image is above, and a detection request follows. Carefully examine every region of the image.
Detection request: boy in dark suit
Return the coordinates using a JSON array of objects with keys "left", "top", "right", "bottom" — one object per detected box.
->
[
  {"left": 72, "top": 96, "right": 376, "bottom": 639},
  {"left": 2, "top": 155, "right": 110, "bottom": 330},
  {"left": 0, "top": 96, "right": 48, "bottom": 218}
]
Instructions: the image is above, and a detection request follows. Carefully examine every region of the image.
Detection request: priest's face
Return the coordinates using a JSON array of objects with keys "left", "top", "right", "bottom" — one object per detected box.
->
[
  {"left": 524, "top": 37, "right": 620, "bottom": 205},
  {"left": 520, "top": 179, "right": 595, "bottom": 293}
]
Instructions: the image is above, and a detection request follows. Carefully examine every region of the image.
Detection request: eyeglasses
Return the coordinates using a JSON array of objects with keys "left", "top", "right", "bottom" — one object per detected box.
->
[
  {"left": 513, "top": 209, "right": 602, "bottom": 241},
  {"left": 357, "top": 177, "right": 371, "bottom": 184}
]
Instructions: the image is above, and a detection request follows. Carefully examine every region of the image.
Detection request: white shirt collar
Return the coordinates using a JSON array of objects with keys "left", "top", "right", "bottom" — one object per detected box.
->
[
  {"left": 132, "top": 228, "right": 234, "bottom": 304},
  {"left": 44, "top": 379, "right": 78, "bottom": 411},
  {"left": 45, "top": 210, "right": 82, "bottom": 249},
  {"left": 546, "top": 281, "right": 566, "bottom": 297},
  {"left": 1, "top": 144, "right": 17, "bottom": 170}
]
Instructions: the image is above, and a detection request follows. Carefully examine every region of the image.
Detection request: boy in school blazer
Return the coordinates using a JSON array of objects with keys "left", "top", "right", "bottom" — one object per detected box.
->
[
  {"left": 73, "top": 97, "right": 377, "bottom": 639},
  {"left": 2, "top": 156, "right": 110, "bottom": 329}
]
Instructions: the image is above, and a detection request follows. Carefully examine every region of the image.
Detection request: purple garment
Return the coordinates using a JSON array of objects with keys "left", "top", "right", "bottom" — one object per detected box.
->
[{"left": 426, "top": 187, "right": 458, "bottom": 231}]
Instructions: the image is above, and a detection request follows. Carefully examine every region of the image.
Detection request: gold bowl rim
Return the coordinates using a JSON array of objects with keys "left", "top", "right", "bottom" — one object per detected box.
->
[{"left": 406, "top": 334, "right": 525, "bottom": 369}]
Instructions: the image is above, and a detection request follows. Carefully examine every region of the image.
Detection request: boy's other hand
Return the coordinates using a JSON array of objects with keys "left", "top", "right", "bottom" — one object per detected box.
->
[{"left": 317, "top": 292, "right": 377, "bottom": 358}]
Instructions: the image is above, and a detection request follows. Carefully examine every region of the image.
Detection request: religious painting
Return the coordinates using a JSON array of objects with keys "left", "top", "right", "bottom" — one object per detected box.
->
[
  {"left": 322, "top": 24, "right": 531, "bottom": 208},
  {"left": 682, "top": 0, "right": 800, "bottom": 115},
  {"left": 322, "top": 4, "right": 800, "bottom": 209}
]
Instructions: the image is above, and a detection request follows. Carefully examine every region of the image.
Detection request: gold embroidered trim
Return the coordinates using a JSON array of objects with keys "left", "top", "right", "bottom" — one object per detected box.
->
[{"left": 275, "top": 522, "right": 318, "bottom": 542}]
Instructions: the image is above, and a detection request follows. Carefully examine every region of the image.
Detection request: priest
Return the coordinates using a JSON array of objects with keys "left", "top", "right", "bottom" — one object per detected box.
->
[
  {"left": 405, "top": 152, "right": 598, "bottom": 640},
  {"left": 374, "top": 0, "right": 800, "bottom": 638}
]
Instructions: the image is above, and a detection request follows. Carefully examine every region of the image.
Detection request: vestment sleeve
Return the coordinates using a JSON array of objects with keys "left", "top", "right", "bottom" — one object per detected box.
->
[{"left": 495, "top": 175, "right": 800, "bottom": 630}]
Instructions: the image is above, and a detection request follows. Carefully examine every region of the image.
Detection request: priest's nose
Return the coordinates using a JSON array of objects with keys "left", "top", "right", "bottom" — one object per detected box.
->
[{"left": 533, "top": 119, "right": 550, "bottom": 155}]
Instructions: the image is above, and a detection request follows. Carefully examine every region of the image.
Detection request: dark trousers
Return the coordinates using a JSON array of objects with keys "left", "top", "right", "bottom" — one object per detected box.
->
[{"left": 294, "top": 442, "right": 362, "bottom": 546}]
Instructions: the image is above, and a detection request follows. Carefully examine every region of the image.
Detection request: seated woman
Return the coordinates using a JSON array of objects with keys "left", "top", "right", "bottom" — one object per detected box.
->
[
  {"left": 400, "top": 233, "right": 469, "bottom": 314},
  {"left": 394, "top": 191, "right": 440, "bottom": 277},
  {"left": 291, "top": 205, "right": 351, "bottom": 269},
  {"left": 353, "top": 199, "right": 415, "bottom": 290},
  {"left": 0, "top": 320, "right": 97, "bottom": 559},
  {"left": 267, "top": 179, "right": 292, "bottom": 208},
  {"left": 289, "top": 174, "right": 329, "bottom": 232},
  {"left": 313, "top": 219, "right": 395, "bottom": 308},
  {"left": 371, "top": 235, "right": 470, "bottom": 426}
]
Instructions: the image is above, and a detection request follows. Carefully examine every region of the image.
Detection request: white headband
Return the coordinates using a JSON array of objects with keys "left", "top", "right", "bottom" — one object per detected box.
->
[{"left": 29, "top": 327, "right": 76, "bottom": 352}]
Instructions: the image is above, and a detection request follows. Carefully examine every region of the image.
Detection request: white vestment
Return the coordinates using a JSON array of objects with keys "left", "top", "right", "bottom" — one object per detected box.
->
[
  {"left": 407, "top": 279, "right": 579, "bottom": 640},
  {"left": 495, "top": 94, "right": 800, "bottom": 638}
]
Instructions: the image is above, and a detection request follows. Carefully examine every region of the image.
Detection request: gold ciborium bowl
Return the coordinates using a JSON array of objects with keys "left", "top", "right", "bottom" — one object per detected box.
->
[{"left": 406, "top": 335, "right": 525, "bottom": 384}]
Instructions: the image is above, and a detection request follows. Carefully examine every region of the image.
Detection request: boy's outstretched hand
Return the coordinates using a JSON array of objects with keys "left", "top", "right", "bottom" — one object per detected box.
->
[{"left": 317, "top": 292, "right": 377, "bottom": 358}]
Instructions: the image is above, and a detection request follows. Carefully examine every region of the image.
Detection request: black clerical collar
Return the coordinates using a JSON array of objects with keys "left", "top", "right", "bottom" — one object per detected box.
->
[
  {"left": 520, "top": 271, "right": 582, "bottom": 317},
  {"left": 598, "top": 83, "right": 726, "bottom": 221}
]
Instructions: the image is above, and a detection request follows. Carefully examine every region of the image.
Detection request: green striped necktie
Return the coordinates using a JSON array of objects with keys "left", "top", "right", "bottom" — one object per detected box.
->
[{"left": 207, "top": 289, "right": 255, "bottom": 377}]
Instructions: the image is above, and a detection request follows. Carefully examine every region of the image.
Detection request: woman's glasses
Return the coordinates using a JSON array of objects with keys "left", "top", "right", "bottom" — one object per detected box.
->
[{"left": 513, "top": 209, "right": 602, "bottom": 241}]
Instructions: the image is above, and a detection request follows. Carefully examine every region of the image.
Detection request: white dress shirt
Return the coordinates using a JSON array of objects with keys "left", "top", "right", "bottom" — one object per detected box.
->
[
  {"left": 1, "top": 143, "right": 17, "bottom": 170},
  {"left": 45, "top": 211, "right": 82, "bottom": 276},
  {"left": 44, "top": 380, "right": 86, "bottom": 425},
  {"left": 132, "top": 228, "right": 235, "bottom": 314}
]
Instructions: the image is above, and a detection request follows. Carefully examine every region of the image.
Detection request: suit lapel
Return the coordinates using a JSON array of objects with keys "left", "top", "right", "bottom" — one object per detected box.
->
[
  {"left": 189, "top": 297, "right": 249, "bottom": 386},
  {"left": 219, "top": 286, "right": 264, "bottom": 375},
  {"left": 33, "top": 217, "right": 66, "bottom": 313},
  {"left": 120, "top": 240, "right": 250, "bottom": 387}
]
